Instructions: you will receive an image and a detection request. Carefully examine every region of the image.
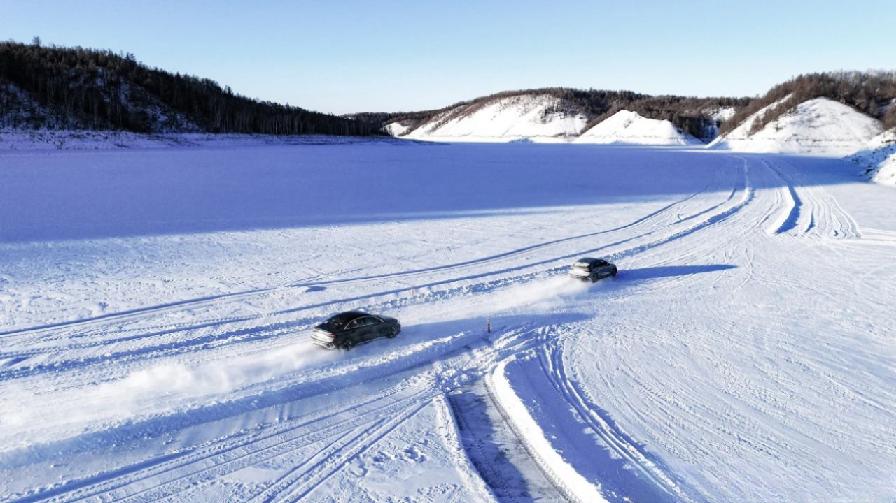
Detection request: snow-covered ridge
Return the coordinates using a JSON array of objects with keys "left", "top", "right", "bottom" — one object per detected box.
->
[
  {"left": 392, "top": 94, "right": 699, "bottom": 145},
  {"left": 574, "top": 110, "right": 700, "bottom": 145},
  {"left": 711, "top": 97, "right": 883, "bottom": 155},
  {"left": 402, "top": 94, "right": 588, "bottom": 143}
]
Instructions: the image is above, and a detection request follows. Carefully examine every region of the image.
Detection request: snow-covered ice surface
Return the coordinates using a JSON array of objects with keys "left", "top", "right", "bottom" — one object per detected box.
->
[
  {"left": 403, "top": 94, "right": 588, "bottom": 143},
  {"left": 712, "top": 97, "right": 883, "bottom": 155},
  {"left": 575, "top": 110, "right": 700, "bottom": 146},
  {"left": 1, "top": 141, "right": 895, "bottom": 502}
]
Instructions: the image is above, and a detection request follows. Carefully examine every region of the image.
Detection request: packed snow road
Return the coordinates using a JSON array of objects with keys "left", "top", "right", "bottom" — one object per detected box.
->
[{"left": 0, "top": 142, "right": 893, "bottom": 502}]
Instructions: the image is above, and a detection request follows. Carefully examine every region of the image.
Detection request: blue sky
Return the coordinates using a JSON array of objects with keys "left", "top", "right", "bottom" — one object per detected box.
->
[{"left": 3, "top": 0, "right": 895, "bottom": 114}]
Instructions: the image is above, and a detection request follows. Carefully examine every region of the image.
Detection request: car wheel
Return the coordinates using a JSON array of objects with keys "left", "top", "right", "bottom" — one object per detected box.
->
[{"left": 386, "top": 327, "right": 398, "bottom": 338}]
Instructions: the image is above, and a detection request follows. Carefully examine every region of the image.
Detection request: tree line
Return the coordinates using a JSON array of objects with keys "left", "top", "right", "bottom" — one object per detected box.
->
[{"left": 0, "top": 41, "right": 378, "bottom": 136}]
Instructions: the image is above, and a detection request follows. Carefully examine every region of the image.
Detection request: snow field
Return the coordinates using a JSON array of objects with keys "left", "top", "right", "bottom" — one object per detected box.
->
[{"left": 1, "top": 142, "right": 894, "bottom": 501}]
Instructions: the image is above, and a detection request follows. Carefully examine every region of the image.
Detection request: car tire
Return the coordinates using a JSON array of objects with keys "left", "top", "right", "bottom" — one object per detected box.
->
[{"left": 386, "top": 327, "right": 398, "bottom": 338}]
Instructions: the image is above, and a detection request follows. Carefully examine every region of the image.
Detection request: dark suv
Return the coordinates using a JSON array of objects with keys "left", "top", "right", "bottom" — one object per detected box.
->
[
  {"left": 311, "top": 311, "right": 401, "bottom": 350},
  {"left": 569, "top": 257, "right": 617, "bottom": 282}
]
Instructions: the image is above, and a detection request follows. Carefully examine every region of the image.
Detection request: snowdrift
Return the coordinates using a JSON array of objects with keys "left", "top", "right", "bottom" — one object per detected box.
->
[
  {"left": 711, "top": 97, "right": 882, "bottom": 155},
  {"left": 401, "top": 94, "right": 588, "bottom": 143},
  {"left": 384, "top": 122, "right": 411, "bottom": 137},
  {"left": 848, "top": 129, "right": 896, "bottom": 185},
  {"left": 574, "top": 110, "right": 700, "bottom": 145}
]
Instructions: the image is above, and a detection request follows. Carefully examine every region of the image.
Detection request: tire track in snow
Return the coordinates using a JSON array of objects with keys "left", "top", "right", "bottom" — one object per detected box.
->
[
  {"left": 760, "top": 158, "right": 803, "bottom": 235},
  {"left": 13, "top": 379, "right": 430, "bottom": 503},
  {"left": 759, "top": 156, "right": 859, "bottom": 239},
  {"left": 1, "top": 163, "right": 745, "bottom": 394},
  {"left": 0, "top": 182, "right": 727, "bottom": 383},
  {"left": 0, "top": 187, "right": 705, "bottom": 344},
  {"left": 540, "top": 342, "right": 696, "bottom": 502},
  {"left": 3, "top": 155, "right": 752, "bottom": 483},
  {"left": 248, "top": 402, "right": 427, "bottom": 503}
]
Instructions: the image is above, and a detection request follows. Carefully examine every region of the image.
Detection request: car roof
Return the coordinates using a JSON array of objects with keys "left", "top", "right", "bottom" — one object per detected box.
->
[
  {"left": 575, "top": 257, "right": 603, "bottom": 264},
  {"left": 327, "top": 311, "right": 368, "bottom": 324}
]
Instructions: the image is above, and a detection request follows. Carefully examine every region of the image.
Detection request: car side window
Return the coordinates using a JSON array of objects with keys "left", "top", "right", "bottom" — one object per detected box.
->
[
  {"left": 357, "top": 316, "right": 377, "bottom": 327},
  {"left": 345, "top": 319, "right": 361, "bottom": 330}
]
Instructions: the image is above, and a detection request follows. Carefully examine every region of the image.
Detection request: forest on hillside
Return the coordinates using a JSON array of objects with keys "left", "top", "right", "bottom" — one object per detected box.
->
[
  {"left": 721, "top": 72, "right": 896, "bottom": 135},
  {"left": 0, "top": 41, "right": 377, "bottom": 135}
]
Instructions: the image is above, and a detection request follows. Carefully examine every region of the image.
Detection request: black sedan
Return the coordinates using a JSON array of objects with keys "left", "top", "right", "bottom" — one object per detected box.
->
[
  {"left": 568, "top": 257, "right": 618, "bottom": 282},
  {"left": 311, "top": 311, "right": 401, "bottom": 350}
]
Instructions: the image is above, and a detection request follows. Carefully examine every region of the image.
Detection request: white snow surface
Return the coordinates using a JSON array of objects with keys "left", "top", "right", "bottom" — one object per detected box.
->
[
  {"left": 403, "top": 94, "right": 588, "bottom": 143},
  {"left": 575, "top": 110, "right": 700, "bottom": 145},
  {"left": 712, "top": 97, "right": 883, "bottom": 155},
  {"left": 1, "top": 140, "right": 895, "bottom": 502}
]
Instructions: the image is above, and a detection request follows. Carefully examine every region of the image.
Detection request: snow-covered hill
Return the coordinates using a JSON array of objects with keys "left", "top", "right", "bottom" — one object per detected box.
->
[
  {"left": 401, "top": 94, "right": 588, "bottom": 143},
  {"left": 711, "top": 97, "right": 883, "bottom": 155},
  {"left": 574, "top": 110, "right": 700, "bottom": 145},
  {"left": 384, "top": 89, "right": 746, "bottom": 145}
]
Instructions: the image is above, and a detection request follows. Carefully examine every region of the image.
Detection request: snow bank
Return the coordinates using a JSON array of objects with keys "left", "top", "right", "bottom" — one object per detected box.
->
[
  {"left": 404, "top": 94, "right": 588, "bottom": 143},
  {"left": 0, "top": 130, "right": 391, "bottom": 151},
  {"left": 848, "top": 129, "right": 896, "bottom": 185},
  {"left": 711, "top": 97, "right": 883, "bottom": 155},
  {"left": 384, "top": 121, "right": 411, "bottom": 137},
  {"left": 574, "top": 110, "right": 700, "bottom": 145},
  {"left": 489, "top": 357, "right": 608, "bottom": 503}
]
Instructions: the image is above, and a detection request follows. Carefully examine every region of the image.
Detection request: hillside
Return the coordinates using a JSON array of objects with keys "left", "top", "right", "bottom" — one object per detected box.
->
[
  {"left": 711, "top": 72, "right": 896, "bottom": 156},
  {"left": 385, "top": 88, "right": 746, "bottom": 144},
  {"left": 710, "top": 97, "right": 884, "bottom": 154},
  {"left": 403, "top": 93, "right": 588, "bottom": 142},
  {"left": 720, "top": 72, "right": 896, "bottom": 136},
  {"left": 0, "top": 42, "right": 376, "bottom": 136}
]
